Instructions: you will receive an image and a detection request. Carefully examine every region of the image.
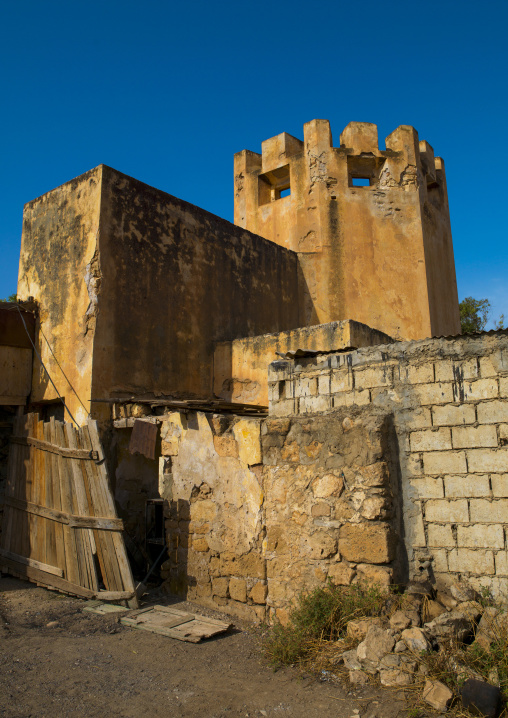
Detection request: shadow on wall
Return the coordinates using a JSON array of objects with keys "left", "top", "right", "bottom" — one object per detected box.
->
[
  {"left": 213, "top": 266, "right": 314, "bottom": 406},
  {"left": 113, "top": 428, "right": 161, "bottom": 566},
  {"left": 161, "top": 498, "right": 191, "bottom": 596},
  {"left": 383, "top": 413, "right": 410, "bottom": 586}
]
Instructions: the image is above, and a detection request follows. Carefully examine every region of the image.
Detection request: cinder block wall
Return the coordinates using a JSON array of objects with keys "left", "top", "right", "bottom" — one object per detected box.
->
[{"left": 268, "top": 332, "right": 508, "bottom": 599}]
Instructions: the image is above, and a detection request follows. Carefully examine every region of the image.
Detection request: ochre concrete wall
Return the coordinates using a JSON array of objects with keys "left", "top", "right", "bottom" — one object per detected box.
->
[
  {"left": 268, "top": 331, "right": 508, "bottom": 599},
  {"left": 234, "top": 120, "right": 461, "bottom": 340},
  {"left": 213, "top": 320, "right": 394, "bottom": 406},
  {"left": 17, "top": 165, "right": 301, "bottom": 424},
  {"left": 92, "top": 166, "right": 301, "bottom": 410},
  {"left": 17, "top": 168, "right": 102, "bottom": 425}
]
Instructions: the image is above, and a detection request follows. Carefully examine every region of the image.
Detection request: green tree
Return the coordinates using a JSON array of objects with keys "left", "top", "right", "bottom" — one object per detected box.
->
[
  {"left": 459, "top": 297, "right": 491, "bottom": 334},
  {"left": 494, "top": 314, "right": 505, "bottom": 330},
  {"left": 0, "top": 293, "right": 17, "bottom": 303}
]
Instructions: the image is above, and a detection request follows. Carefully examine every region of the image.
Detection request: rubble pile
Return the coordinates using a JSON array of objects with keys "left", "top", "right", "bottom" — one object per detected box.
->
[{"left": 335, "top": 580, "right": 506, "bottom": 714}]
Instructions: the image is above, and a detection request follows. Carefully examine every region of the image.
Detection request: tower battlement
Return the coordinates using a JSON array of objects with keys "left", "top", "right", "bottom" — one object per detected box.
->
[{"left": 234, "top": 119, "right": 460, "bottom": 340}]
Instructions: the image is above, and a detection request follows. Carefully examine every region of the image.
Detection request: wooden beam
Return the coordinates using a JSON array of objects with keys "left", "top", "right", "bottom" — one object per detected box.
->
[
  {"left": 3, "top": 496, "right": 124, "bottom": 531},
  {"left": 0, "top": 557, "right": 96, "bottom": 599},
  {"left": 0, "top": 549, "right": 64, "bottom": 577},
  {"left": 10, "top": 435, "right": 99, "bottom": 461}
]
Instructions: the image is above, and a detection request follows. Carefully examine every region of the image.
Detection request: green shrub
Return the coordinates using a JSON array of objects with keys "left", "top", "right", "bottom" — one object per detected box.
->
[{"left": 263, "top": 581, "right": 386, "bottom": 667}]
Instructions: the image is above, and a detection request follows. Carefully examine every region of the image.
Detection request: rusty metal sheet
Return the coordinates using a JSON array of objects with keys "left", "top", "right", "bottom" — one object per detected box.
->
[{"left": 129, "top": 419, "right": 158, "bottom": 459}]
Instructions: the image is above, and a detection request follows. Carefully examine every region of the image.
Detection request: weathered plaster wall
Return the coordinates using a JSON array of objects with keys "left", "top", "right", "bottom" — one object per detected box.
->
[
  {"left": 268, "top": 331, "right": 508, "bottom": 599},
  {"left": 235, "top": 120, "right": 460, "bottom": 340},
  {"left": 159, "top": 412, "right": 267, "bottom": 621},
  {"left": 16, "top": 165, "right": 301, "bottom": 424},
  {"left": 92, "top": 166, "right": 301, "bottom": 409},
  {"left": 213, "top": 320, "right": 394, "bottom": 406},
  {"left": 17, "top": 169, "right": 102, "bottom": 425},
  {"left": 143, "top": 407, "right": 404, "bottom": 623}
]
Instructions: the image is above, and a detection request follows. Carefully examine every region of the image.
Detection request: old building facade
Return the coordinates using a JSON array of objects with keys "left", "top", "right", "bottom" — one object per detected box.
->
[{"left": 6, "top": 119, "right": 506, "bottom": 620}]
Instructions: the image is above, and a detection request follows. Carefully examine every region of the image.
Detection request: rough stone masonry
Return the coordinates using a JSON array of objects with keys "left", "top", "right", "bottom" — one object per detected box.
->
[{"left": 143, "top": 328, "right": 508, "bottom": 622}]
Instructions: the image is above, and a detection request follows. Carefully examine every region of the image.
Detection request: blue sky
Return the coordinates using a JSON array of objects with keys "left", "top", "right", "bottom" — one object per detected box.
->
[{"left": 1, "top": 0, "right": 507, "bottom": 326}]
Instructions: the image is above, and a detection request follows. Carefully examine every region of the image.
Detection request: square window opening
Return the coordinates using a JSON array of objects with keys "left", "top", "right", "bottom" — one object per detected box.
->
[
  {"left": 258, "top": 165, "right": 291, "bottom": 205},
  {"left": 351, "top": 177, "right": 371, "bottom": 187}
]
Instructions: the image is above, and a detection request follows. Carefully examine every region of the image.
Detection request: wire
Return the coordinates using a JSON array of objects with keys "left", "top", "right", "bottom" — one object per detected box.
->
[
  {"left": 14, "top": 304, "right": 79, "bottom": 426},
  {"left": 38, "top": 323, "right": 90, "bottom": 417}
]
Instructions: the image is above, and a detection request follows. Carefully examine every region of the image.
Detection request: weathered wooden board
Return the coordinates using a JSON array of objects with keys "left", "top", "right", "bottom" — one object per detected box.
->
[
  {"left": 120, "top": 605, "right": 232, "bottom": 643},
  {"left": 0, "top": 414, "right": 138, "bottom": 608}
]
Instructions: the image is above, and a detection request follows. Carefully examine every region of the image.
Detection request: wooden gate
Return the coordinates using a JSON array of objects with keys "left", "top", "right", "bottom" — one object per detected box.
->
[{"left": 0, "top": 413, "right": 138, "bottom": 607}]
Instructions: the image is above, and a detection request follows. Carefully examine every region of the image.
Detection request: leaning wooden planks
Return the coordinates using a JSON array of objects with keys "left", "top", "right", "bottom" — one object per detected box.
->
[{"left": 0, "top": 413, "right": 138, "bottom": 608}]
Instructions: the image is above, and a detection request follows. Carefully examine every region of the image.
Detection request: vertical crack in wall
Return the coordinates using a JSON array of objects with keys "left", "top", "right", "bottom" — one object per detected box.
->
[{"left": 84, "top": 246, "right": 101, "bottom": 337}]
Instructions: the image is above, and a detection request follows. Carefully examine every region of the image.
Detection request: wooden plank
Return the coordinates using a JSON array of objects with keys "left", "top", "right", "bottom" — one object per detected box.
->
[
  {"left": 3, "top": 496, "right": 69, "bottom": 523},
  {"left": 53, "top": 419, "right": 80, "bottom": 586},
  {"left": 3, "top": 496, "right": 124, "bottom": 530},
  {"left": 120, "top": 618, "right": 202, "bottom": 643},
  {"left": 120, "top": 606, "right": 231, "bottom": 643},
  {"left": 0, "top": 549, "right": 64, "bottom": 577},
  {"left": 36, "top": 417, "right": 47, "bottom": 567},
  {"left": 87, "top": 420, "right": 138, "bottom": 608},
  {"left": 30, "top": 417, "right": 45, "bottom": 565},
  {"left": 23, "top": 414, "right": 37, "bottom": 567},
  {"left": 7, "top": 415, "right": 25, "bottom": 558},
  {"left": 77, "top": 425, "right": 119, "bottom": 593},
  {"left": 155, "top": 605, "right": 233, "bottom": 628},
  {"left": 80, "top": 424, "right": 125, "bottom": 595},
  {"left": 10, "top": 435, "right": 99, "bottom": 460},
  {"left": 68, "top": 516, "right": 124, "bottom": 530},
  {"left": 0, "top": 556, "right": 96, "bottom": 598},
  {"left": 43, "top": 420, "right": 58, "bottom": 572},
  {"left": 49, "top": 418, "right": 66, "bottom": 576},
  {"left": 61, "top": 422, "right": 89, "bottom": 588},
  {"left": 96, "top": 590, "right": 137, "bottom": 601},
  {"left": 65, "top": 422, "right": 99, "bottom": 592}
]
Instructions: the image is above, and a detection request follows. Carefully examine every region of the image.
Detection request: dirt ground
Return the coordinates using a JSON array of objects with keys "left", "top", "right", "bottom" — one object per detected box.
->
[{"left": 0, "top": 575, "right": 417, "bottom": 718}]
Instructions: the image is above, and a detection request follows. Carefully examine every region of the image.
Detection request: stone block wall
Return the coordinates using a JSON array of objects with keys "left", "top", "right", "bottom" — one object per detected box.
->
[
  {"left": 261, "top": 411, "right": 402, "bottom": 624},
  {"left": 268, "top": 332, "right": 508, "bottom": 599}
]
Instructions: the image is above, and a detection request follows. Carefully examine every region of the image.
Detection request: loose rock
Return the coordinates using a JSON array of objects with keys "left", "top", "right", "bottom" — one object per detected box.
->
[
  {"left": 460, "top": 678, "right": 501, "bottom": 718},
  {"left": 424, "top": 599, "right": 447, "bottom": 622},
  {"left": 425, "top": 609, "right": 474, "bottom": 643},
  {"left": 389, "top": 610, "right": 411, "bottom": 631},
  {"left": 401, "top": 627, "right": 430, "bottom": 653},
  {"left": 378, "top": 654, "right": 416, "bottom": 687},
  {"left": 455, "top": 600, "right": 483, "bottom": 623},
  {"left": 347, "top": 617, "right": 381, "bottom": 642},
  {"left": 436, "top": 591, "right": 458, "bottom": 610},
  {"left": 406, "top": 579, "right": 433, "bottom": 597},
  {"left": 356, "top": 625, "right": 395, "bottom": 673},
  {"left": 342, "top": 649, "right": 362, "bottom": 671},
  {"left": 349, "top": 669, "right": 369, "bottom": 685},
  {"left": 450, "top": 581, "right": 479, "bottom": 603},
  {"left": 422, "top": 680, "right": 453, "bottom": 712}
]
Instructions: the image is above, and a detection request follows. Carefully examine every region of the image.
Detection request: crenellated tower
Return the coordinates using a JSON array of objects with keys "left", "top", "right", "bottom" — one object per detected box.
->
[{"left": 234, "top": 120, "right": 460, "bottom": 340}]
